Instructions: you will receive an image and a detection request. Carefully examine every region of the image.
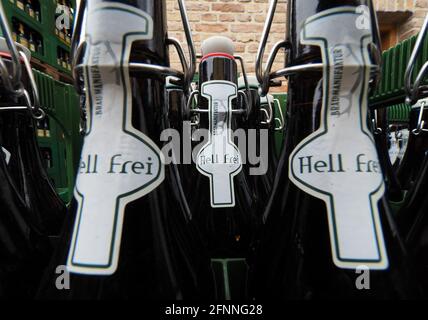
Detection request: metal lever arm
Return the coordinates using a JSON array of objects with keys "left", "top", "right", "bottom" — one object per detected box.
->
[
  {"left": 72, "top": 0, "right": 196, "bottom": 92},
  {"left": 405, "top": 14, "right": 428, "bottom": 105},
  {"left": 0, "top": 1, "right": 22, "bottom": 92}
]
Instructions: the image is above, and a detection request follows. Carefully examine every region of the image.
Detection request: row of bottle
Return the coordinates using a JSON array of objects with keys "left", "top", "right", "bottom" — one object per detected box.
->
[
  {"left": 1, "top": 0, "right": 428, "bottom": 301},
  {"left": 55, "top": 27, "right": 71, "bottom": 45},
  {"left": 36, "top": 0, "right": 423, "bottom": 300},
  {"left": 40, "top": 147, "right": 53, "bottom": 169},
  {"left": 57, "top": 47, "right": 71, "bottom": 70},
  {"left": 8, "top": 0, "right": 73, "bottom": 47},
  {"left": 0, "top": 37, "right": 67, "bottom": 299},
  {"left": 54, "top": 0, "right": 73, "bottom": 45},
  {"left": 54, "top": 0, "right": 74, "bottom": 14},
  {"left": 36, "top": 118, "right": 51, "bottom": 138},
  {"left": 11, "top": 18, "right": 43, "bottom": 54},
  {"left": 8, "top": 0, "right": 41, "bottom": 22},
  {"left": 10, "top": 24, "right": 71, "bottom": 73}
]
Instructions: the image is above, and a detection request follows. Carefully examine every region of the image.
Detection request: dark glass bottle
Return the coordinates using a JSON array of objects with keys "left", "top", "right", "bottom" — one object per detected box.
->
[
  {"left": 0, "top": 56, "right": 55, "bottom": 298},
  {"left": 397, "top": 102, "right": 428, "bottom": 190},
  {"left": 395, "top": 101, "right": 428, "bottom": 297},
  {"left": 184, "top": 48, "right": 260, "bottom": 299},
  {"left": 238, "top": 77, "right": 279, "bottom": 217},
  {"left": 251, "top": 0, "right": 419, "bottom": 300},
  {"left": 189, "top": 53, "right": 258, "bottom": 258},
  {"left": 3, "top": 111, "right": 66, "bottom": 236},
  {"left": 396, "top": 155, "right": 428, "bottom": 297},
  {"left": 37, "top": 0, "right": 213, "bottom": 300},
  {"left": 372, "top": 107, "right": 404, "bottom": 201}
]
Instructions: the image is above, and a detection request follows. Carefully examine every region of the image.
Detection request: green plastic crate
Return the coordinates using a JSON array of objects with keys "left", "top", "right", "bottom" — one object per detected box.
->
[
  {"left": 387, "top": 103, "right": 412, "bottom": 124},
  {"left": 1, "top": 0, "right": 76, "bottom": 73},
  {"left": 33, "top": 68, "right": 82, "bottom": 203},
  {"left": 371, "top": 34, "right": 428, "bottom": 106}
]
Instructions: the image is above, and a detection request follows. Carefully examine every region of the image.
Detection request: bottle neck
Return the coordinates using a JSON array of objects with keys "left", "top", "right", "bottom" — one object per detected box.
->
[
  {"left": 287, "top": 0, "right": 378, "bottom": 64},
  {"left": 86, "top": 0, "right": 169, "bottom": 67},
  {"left": 285, "top": 0, "right": 379, "bottom": 145},
  {"left": 198, "top": 56, "right": 238, "bottom": 120},
  {"left": 82, "top": 0, "right": 170, "bottom": 140},
  {"left": 199, "top": 56, "right": 238, "bottom": 85}
]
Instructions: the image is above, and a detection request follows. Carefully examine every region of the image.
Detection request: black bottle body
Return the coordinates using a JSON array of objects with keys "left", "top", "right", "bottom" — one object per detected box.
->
[
  {"left": 252, "top": 0, "right": 418, "bottom": 300},
  {"left": 37, "top": 0, "right": 213, "bottom": 300},
  {"left": 395, "top": 104, "right": 428, "bottom": 297},
  {"left": 396, "top": 155, "right": 428, "bottom": 297},
  {"left": 189, "top": 55, "right": 258, "bottom": 259},
  {"left": 397, "top": 105, "right": 428, "bottom": 190},
  {"left": 0, "top": 58, "right": 60, "bottom": 298}
]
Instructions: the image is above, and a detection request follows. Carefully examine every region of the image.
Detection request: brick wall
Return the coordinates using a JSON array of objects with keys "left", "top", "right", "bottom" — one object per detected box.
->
[
  {"left": 167, "top": 0, "right": 287, "bottom": 85},
  {"left": 167, "top": 0, "right": 427, "bottom": 89},
  {"left": 374, "top": 0, "right": 428, "bottom": 41}
]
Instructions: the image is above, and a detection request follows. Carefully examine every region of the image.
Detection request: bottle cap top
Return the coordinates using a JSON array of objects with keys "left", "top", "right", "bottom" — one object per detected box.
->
[{"left": 201, "top": 36, "right": 235, "bottom": 57}]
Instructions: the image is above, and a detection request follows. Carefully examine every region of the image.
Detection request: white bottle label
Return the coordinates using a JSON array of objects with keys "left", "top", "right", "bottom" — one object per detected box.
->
[
  {"left": 196, "top": 81, "right": 242, "bottom": 208},
  {"left": 289, "top": 7, "right": 388, "bottom": 270},
  {"left": 67, "top": 3, "right": 164, "bottom": 276}
]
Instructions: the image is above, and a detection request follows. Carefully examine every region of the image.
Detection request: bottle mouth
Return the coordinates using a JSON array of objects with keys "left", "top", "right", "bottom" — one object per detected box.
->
[{"left": 201, "top": 52, "right": 235, "bottom": 62}]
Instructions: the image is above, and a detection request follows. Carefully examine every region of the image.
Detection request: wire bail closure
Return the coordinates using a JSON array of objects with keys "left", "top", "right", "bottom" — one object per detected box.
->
[
  {"left": 0, "top": 2, "right": 45, "bottom": 120},
  {"left": 186, "top": 53, "right": 251, "bottom": 128},
  {"left": 72, "top": 0, "right": 197, "bottom": 96},
  {"left": 412, "top": 99, "right": 428, "bottom": 136},
  {"left": 255, "top": 0, "right": 381, "bottom": 97},
  {"left": 405, "top": 14, "right": 428, "bottom": 106}
]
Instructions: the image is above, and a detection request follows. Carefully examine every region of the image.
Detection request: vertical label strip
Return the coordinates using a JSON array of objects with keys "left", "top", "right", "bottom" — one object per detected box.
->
[
  {"left": 196, "top": 81, "right": 242, "bottom": 208},
  {"left": 67, "top": 3, "right": 164, "bottom": 276},
  {"left": 289, "top": 7, "right": 388, "bottom": 270}
]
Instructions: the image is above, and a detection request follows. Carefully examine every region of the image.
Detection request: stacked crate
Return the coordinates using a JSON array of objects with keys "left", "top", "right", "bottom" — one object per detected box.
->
[
  {"left": 1, "top": 1, "right": 81, "bottom": 203},
  {"left": 371, "top": 34, "right": 428, "bottom": 107},
  {"left": 2, "top": 0, "right": 75, "bottom": 75},
  {"left": 33, "top": 69, "right": 82, "bottom": 203}
]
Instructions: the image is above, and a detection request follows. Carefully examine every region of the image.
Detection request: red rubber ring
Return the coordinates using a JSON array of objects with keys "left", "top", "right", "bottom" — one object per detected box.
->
[{"left": 201, "top": 52, "right": 235, "bottom": 62}]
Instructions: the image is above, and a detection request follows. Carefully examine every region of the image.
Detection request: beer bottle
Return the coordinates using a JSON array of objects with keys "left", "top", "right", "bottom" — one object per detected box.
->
[
  {"left": 12, "top": 20, "right": 19, "bottom": 42},
  {"left": 0, "top": 39, "right": 60, "bottom": 298},
  {"left": 37, "top": 0, "right": 214, "bottom": 300},
  {"left": 36, "top": 39, "right": 42, "bottom": 54},
  {"left": 252, "top": 0, "right": 419, "bottom": 299},
  {"left": 35, "top": 9, "right": 40, "bottom": 22},
  {"left": 184, "top": 36, "right": 260, "bottom": 299},
  {"left": 57, "top": 48, "right": 62, "bottom": 67},
  {"left": 397, "top": 99, "right": 428, "bottom": 190},
  {"left": 16, "top": 0, "right": 24, "bottom": 11},
  {"left": 62, "top": 51, "right": 68, "bottom": 70},
  {"left": 29, "top": 32, "right": 35, "bottom": 52},
  {"left": 26, "top": 0, "right": 35, "bottom": 19},
  {"left": 18, "top": 23, "right": 27, "bottom": 48},
  {"left": 396, "top": 150, "right": 428, "bottom": 297},
  {"left": 395, "top": 13, "right": 428, "bottom": 294}
]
